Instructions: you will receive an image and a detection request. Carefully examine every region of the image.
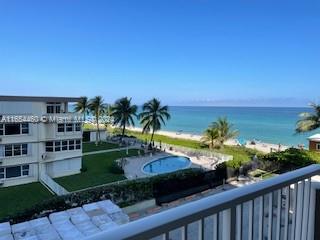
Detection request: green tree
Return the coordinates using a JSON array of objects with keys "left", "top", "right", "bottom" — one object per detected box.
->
[
  {"left": 74, "top": 96, "right": 89, "bottom": 123},
  {"left": 201, "top": 124, "right": 219, "bottom": 149},
  {"left": 138, "top": 98, "right": 170, "bottom": 143},
  {"left": 202, "top": 117, "right": 238, "bottom": 148},
  {"left": 296, "top": 103, "right": 320, "bottom": 133},
  {"left": 88, "top": 96, "right": 106, "bottom": 145},
  {"left": 215, "top": 117, "right": 239, "bottom": 147},
  {"left": 103, "top": 105, "right": 113, "bottom": 130},
  {"left": 111, "top": 97, "right": 138, "bottom": 140}
]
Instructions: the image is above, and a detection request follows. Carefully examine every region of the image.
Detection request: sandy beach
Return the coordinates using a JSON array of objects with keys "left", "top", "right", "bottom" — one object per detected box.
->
[{"left": 126, "top": 126, "right": 289, "bottom": 154}]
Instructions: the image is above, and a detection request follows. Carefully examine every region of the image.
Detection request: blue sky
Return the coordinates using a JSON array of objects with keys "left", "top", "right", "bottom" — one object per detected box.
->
[{"left": 0, "top": 0, "right": 319, "bottom": 107}]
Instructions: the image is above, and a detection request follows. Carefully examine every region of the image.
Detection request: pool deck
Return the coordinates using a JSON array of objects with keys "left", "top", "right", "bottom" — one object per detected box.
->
[{"left": 122, "top": 149, "right": 219, "bottom": 179}]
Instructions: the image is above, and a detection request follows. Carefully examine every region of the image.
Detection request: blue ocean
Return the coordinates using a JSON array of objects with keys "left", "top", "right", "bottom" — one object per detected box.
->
[{"left": 135, "top": 106, "right": 316, "bottom": 147}]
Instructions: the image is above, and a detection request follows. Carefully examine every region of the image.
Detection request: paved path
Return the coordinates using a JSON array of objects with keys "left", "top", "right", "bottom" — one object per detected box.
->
[{"left": 82, "top": 145, "right": 141, "bottom": 156}]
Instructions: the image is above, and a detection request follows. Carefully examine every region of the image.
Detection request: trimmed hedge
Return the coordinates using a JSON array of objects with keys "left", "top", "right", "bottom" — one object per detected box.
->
[{"left": 2, "top": 165, "right": 235, "bottom": 224}]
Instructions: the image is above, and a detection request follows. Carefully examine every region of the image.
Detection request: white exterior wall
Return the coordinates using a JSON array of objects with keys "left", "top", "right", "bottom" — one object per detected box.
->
[
  {"left": 45, "top": 157, "right": 82, "bottom": 178},
  {"left": 0, "top": 99, "right": 83, "bottom": 187},
  {"left": 90, "top": 131, "right": 107, "bottom": 142}
]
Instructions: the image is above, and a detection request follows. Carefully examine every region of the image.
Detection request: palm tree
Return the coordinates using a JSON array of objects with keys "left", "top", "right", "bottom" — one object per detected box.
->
[
  {"left": 202, "top": 117, "right": 238, "bottom": 148},
  {"left": 103, "top": 104, "right": 113, "bottom": 130},
  {"left": 214, "top": 117, "right": 239, "bottom": 146},
  {"left": 296, "top": 103, "right": 320, "bottom": 133},
  {"left": 201, "top": 124, "right": 219, "bottom": 149},
  {"left": 88, "top": 96, "right": 106, "bottom": 145},
  {"left": 111, "top": 97, "right": 138, "bottom": 140},
  {"left": 138, "top": 98, "right": 170, "bottom": 143},
  {"left": 74, "top": 96, "right": 89, "bottom": 122}
]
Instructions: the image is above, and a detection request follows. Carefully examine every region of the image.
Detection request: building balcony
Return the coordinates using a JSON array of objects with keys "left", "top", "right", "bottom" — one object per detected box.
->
[{"left": 87, "top": 164, "right": 320, "bottom": 240}]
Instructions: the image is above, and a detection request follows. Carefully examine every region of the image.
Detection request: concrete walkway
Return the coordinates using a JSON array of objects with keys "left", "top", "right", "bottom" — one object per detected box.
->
[{"left": 82, "top": 145, "right": 140, "bottom": 156}]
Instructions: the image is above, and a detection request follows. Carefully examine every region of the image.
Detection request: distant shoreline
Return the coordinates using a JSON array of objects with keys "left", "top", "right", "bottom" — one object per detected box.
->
[{"left": 126, "top": 126, "right": 290, "bottom": 154}]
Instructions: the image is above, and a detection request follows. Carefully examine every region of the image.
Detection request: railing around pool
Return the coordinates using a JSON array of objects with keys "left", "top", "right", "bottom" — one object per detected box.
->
[
  {"left": 154, "top": 141, "right": 233, "bottom": 162},
  {"left": 87, "top": 164, "right": 320, "bottom": 240}
]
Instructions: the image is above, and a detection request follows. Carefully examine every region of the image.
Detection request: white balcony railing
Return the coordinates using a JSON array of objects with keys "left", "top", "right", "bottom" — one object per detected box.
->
[{"left": 87, "top": 164, "right": 320, "bottom": 240}]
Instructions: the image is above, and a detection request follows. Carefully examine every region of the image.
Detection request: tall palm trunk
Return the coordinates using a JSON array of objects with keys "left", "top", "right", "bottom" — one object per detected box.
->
[
  {"left": 95, "top": 112, "right": 100, "bottom": 145},
  {"left": 121, "top": 124, "right": 126, "bottom": 141},
  {"left": 150, "top": 129, "right": 155, "bottom": 144},
  {"left": 82, "top": 113, "right": 86, "bottom": 126}
]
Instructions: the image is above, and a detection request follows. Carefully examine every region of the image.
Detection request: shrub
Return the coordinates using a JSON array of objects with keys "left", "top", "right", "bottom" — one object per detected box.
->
[
  {"left": 260, "top": 148, "right": 316, "bottom": 172},
  {"left": 109, "top": 161, "right": 124, "bottom": 174},
  {"left": 3, "top": 167, "right": 236, "bottom": 224},
  {"left": 80, "top": 166, "right": 87, "bottom": 172}
]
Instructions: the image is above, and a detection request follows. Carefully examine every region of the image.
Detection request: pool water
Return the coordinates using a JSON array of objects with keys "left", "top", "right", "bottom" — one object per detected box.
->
[{"left": 143, "top": 156, "right": 191, "bottom": 174}]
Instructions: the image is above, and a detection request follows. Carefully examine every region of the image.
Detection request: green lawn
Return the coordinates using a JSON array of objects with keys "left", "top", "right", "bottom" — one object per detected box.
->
[
  {"left": 82, "top": 142, "right": 119, "bottom": 153},
  {"left": 126, "top": 130, "right": 201, "bottom": 149},
  {"left": 125, "top": 129, "right": 259, "bottom": 163},
  {"left": 0, "top": 183, "right": 53, "bottom": 220},
  {"left": 55, "top": 149, "right": 141, "bottom": 191}
]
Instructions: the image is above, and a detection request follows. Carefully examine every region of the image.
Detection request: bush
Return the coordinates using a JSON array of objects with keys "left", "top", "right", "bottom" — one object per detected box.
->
[
  {"left": 260, "top": 148, "right": 316, "bottom": 172},
  {"left": 80, "top": 166, "right": 87, "bottom": 172},
  {"left": 109, "top": 161, "right": 124, "bottom": 174},
  {"left": 3, "top": 167, "right": 236, "bottom": 224}
]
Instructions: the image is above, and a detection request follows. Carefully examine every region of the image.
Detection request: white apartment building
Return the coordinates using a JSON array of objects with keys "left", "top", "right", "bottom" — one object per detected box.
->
[{"left": 0, "top": 96, "right": 83, "bottom": 187}]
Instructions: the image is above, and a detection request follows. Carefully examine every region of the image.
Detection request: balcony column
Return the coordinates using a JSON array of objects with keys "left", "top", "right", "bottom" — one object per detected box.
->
[
  {"left": 221, "top": 207, "right": 236, "bottom": 240},
  {"left": 312, "top": 179, "right": 320, "bottom": 240}
]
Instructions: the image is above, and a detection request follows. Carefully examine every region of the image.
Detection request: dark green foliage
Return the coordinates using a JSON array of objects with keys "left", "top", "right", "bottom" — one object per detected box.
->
[
  {"left": 80, "top": 165, "right": 87, "bottom": 172},
  {"left": 3, "top": 167, "right": 233, "bottom": 224},
  {"left": 259, "top": 148, "right": 317, "bottom": 172},
  {"left": 109, "top": 161, "right": 124, "bottom": 174}
]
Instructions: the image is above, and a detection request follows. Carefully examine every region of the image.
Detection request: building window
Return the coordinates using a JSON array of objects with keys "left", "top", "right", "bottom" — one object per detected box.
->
[
  {"left": 47, "top": 102, "right": 62, "bottom": 114},
  {"left": 317, "top": 144, "right": 320, "bottom": 150},
  {"left": 13, "top": 144, "right": 21, "bottom": 156},
  {"left": 1, "top": 165, "right": 29, "bottom": 179},
  {"left": 5, "top": 124, "right": 20, "bottom": 135},
  {"left": 22, "top": 165, "right": 29, "bottom": 176},
  {"left": 6, "top": 166, "right": 21, "bottom": 178},
  {"left": 57, "top": 124, "right": 65, "bottom": 133},
  {"left": 0, "top": 123, "right": 29, "bottom": 135},
  {"left": 62, "top": 141, "right": 68, "bottom": 151},
  {"left": 46, "top": 139, "right": 81, "bottom": 152},
  {"left": 22, "top": 144, "right": 28, "bottom": 155},
  {"left": 45, "top": 142, "right": 54, "bottom": 152},
  {"left": 68, "top": 140, "right": 74, "bottom": 150},
  {"left": 5, "top": 145, "right": 12, "bottom": 157},
  {"left": 21, "top": 123, "right": 29, "bottom": 134},
  {"left": 54, "top": 141, "right": 61, "bottom": 152},
  {"left": 56, "top": 123, "right": 81, "bottom": 133},
  {"left": 4, "top": 144, "right": 28, "bottom": 157},
  {"left": 56, "top": 105, "right": 61, "bottom": 113},
  {"left": 75, "top": 123, "right": 81, "bottom": 131},
  {"left": 66, "top": 123, "right": 73, "bottom": 132},
  {"left": 47, "top": 105, "right": 54, "bottom": 114},
  {"left": 0, "top": 168, "right": 4, "bottom": 179},
  {"left": 75, "top": 140, "right": 81, "bottom": 149}
]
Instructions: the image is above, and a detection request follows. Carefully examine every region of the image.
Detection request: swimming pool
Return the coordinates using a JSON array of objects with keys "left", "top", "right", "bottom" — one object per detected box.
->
[{"left": 142, "top": 156, "right": 191, "bottom": 174}]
